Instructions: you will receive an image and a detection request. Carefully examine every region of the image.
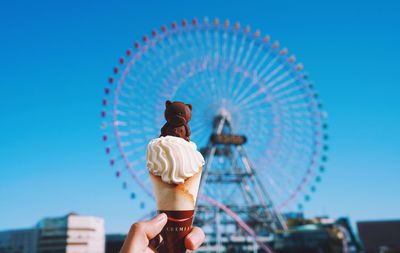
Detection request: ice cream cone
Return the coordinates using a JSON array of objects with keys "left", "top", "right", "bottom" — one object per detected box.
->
[
  {"left": 147, "top": 102, "right": 205, "bottom": 252},
  {"left": 150, "top": 167, "right": 202, "bottom": 210},
  {"left": 150, "top": 167, "right": 202, "bottom": 253}
]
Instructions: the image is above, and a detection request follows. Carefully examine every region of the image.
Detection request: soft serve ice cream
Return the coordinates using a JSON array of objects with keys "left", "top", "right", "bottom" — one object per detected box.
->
[
  {"left": 147, "top": 136, "right": 204, "bottom": 184},
  {"left": 146, "top": 101, "right": 204, "bottom": 253},
  {"left": 147, "top": 135, "right": 204, "bottom": 210}
]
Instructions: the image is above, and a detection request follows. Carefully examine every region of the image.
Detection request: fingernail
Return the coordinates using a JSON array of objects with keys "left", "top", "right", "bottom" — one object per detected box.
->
[
  {"left": 154, "top": 213, "right": 167, "bottom": 223},
  {"left": 187, "top": 232, "right": 202, "bottom": 247}
]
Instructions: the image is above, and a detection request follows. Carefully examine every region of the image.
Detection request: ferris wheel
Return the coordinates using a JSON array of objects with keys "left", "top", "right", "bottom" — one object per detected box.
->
[{"left": 101, "top": 17, "right": 328, "bottom": 250}]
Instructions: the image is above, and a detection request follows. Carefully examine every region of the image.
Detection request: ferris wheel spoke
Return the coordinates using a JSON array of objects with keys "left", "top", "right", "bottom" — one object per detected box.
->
[
  {"left": 263, "top": 69, "right": 293, "bottom": 93},
  {"left": 253, "top": 157, "right": 293, "bottom": 207},
  {"left": 221, "top": 26, "right": 229, "bottom": 63},
  {"left": 212, "top": 29, "right": 224, "bottom": 101},
  {"left": 241, "top": 90, "right": 309, "bottom": 113},
  {"left": 234, "top": 68, "right": 295, "bottom": 109},
  {"left": 228, "top": 44, "right": 259, "bottom": 101},
  {"left": 233, "top": 33, "right": 247, "bottom": 68},
  {"left": 194, "top": 25, "right": 208, "bottom": 61},
  {"left": 267, "top": 76, "right": 300, "bottom": 98},
  {"left": 219, "top": 28, "right": 229, "bottom": 98},
  {"left": 227, "top": 25, "right": 238, "bottom": 63},
  {"left": 213, "top": 26, "right": 221, "bottom": 63},
  {"left": 235, "top": 43, "right": 280, "bottom": 100},
  {"left": 240, "top": 36, "right": 256, "bottom": 68},
  {"left": 234, "top": 85, "right": 268, "bottom": 108},
  {"left": 225, "top": 27, "right": 241, "bottom": 99},
  {"left": 277, "top": 92, "right": 313, "bottom": 105},
  {"left": 191, "top": 124, "right": 209, "bottom": 140},
  {"left": 261, "top": 154, "right": 310, "bottom": 195},
  {"left": 198, "top": 67, "right": 218, "bottom": 103},
  {"left": 206, "top": 65, "right": 225, "bottom": 105},
  {"left": 261, "top": 164, "right": 288, "bottom": 196},
  {"left": 230, "top": 70, "right": 258, "bottom": 104},
  {"left": 121, "top": 145, "right": 146, "bottom": 158},
  {"left": 246, "top": 39, "right": 267, "bottom": 71},
  {"left": 257, "top": 55, "right": 279, "bottom": 79},
  {"left": 263, "top": 176, "right": 292, "bottom": 206},
  {"left": 188, "top": 28, "right": 203, "bottom": 54},
  {"left": 204, "top": 24, "right": 213, "bottom": 59},
  {"left": 267, "top": 138, "right": 318, "bottom": 172},
  {"left": 143, "top": 34, "right": 183, "bottom": 83},
  {"left": 261, "top": 60, "right": 285, "bottom": 84},
  {"left": 253, "top": 47, "right": 273, "bottom": 74},
  {"left": 166, "top": 66, "right": 212, "bottom": 108}
]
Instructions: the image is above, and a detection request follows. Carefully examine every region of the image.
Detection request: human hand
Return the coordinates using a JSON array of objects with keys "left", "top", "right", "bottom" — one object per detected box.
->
[{"left": 120, "top": 213, "right": 205, "bottom": 253}]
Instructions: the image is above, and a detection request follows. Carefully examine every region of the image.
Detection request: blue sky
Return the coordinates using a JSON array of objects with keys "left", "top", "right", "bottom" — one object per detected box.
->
[{"left": 0, "top": 0, "right": 399, "bottom": 233}]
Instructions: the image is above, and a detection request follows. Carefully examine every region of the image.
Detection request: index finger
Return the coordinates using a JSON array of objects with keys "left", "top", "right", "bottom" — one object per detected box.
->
[{"left": 185, "top": 226, "right": 205, "bottom": 250}]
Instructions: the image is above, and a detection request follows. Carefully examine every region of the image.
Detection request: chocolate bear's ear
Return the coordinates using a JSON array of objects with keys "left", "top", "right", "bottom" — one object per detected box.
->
[
  {"left": 166, "top": 100, "right": 172, "bottom": 107},
  {"left": 186, "top": 104, "right": 192, "bottom": 111}
]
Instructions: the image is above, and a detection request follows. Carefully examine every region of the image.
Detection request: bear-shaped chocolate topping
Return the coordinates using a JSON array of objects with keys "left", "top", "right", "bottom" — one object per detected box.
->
[{"left": 160, "top": 100, "right": 192, "bottom": 141}]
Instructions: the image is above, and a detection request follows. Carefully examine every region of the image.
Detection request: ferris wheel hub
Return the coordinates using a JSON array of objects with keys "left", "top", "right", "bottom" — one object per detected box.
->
[{"left": 216, "top": 107, "right": 232, "bottom": 123}]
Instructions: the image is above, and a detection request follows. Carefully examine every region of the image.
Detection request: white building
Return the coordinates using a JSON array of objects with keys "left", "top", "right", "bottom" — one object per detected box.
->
[
  {"left": 37, "top": 213, "right": 105, "bottom": 253},
  {"left": 0, "top": 228, "right": 38, "bottom": 253}
]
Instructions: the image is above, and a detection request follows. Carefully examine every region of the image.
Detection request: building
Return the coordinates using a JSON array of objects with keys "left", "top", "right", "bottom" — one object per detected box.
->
[
  {"left": 105, "top": 234, "right": 125, "bottom": 253},
  {"left": 37, "top": 213, "right": 105, "bottom": 253},
  {"left": 274, "top": 217, "right": 363, "bottom": 253},
  {"left": 0, "top": 228, "right": 38, "bottom": 253},
  {"left": 274, "top": 223, "right": 343, "bottom": 253},
  {"left": 357, "top": 220, "right": 400, "bottom": 253},
  {"left": 0, "top": 213, "right": 105, "bottom": 253}
]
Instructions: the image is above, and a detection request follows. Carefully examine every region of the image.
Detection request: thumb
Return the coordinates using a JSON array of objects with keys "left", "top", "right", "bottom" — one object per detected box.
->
[{"left": 141, "top": 213, "right": 168, "bottom": 239}]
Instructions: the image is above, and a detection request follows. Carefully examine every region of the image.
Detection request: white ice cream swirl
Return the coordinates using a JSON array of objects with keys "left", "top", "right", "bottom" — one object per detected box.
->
[{"left": 146, "top": 136, "right": 205, "bottom": 184}]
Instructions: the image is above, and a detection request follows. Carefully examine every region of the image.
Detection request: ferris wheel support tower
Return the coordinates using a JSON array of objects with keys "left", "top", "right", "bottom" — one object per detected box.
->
[{"left": 195, "top": 113, "right": 287, "bottom": 250}]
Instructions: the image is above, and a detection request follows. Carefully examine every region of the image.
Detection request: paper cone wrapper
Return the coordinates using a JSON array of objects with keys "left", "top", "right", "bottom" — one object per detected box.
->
[{"left": 150, "top": 167, "right": 202, "bottom": 253}]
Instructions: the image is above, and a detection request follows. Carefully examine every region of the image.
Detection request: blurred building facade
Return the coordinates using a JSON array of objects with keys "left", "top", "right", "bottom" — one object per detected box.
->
[
  {"left": 274, "top": 217, "right": 363, "bottom": 253},
  {"left": 357, "top": 220, "right": 400, "bottom": 253},
  {"left": 105, "top": 234, "right": 125, "bottom": 253},
  {"left": 0, "top": 228, "right": 38, "bottom": 253},
  {"left": 37, "top": 212, "right": 105, "bottom": 253},
  {"left": 0, "top": 213, "right": 105, "bottom": 253}
]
